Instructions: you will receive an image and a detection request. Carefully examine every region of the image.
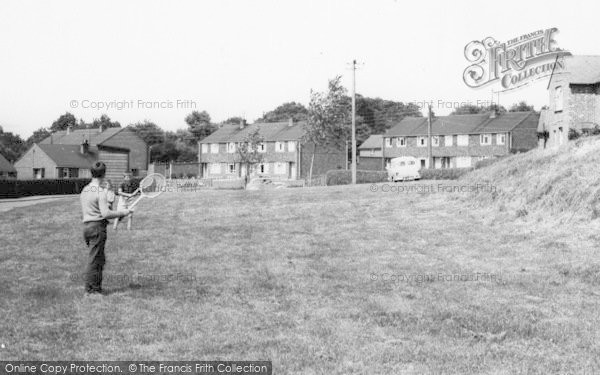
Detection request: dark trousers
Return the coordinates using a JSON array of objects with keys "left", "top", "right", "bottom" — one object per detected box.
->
[{"left": 83, "top": 220, "right": 108, "bottom": 293}]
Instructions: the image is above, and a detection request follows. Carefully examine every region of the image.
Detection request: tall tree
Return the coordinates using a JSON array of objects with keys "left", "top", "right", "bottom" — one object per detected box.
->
[
  {"left": 185, "top": 110, "right": 216, "bottom": 142},
  {"left": 50, "top": 112, "right": 77, "bottom": 132},
  {"left": 303, "top": 76, "right": 351, "bottom": 182},
  {"left": 236, "top": 128, "right": 265, "bottom": 187},
  {"left": 256, "top": 102, "right": 309, "bottom": 123}
]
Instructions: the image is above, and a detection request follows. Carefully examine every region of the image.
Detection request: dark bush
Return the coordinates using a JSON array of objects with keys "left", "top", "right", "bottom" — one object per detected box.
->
[
  {"left": 325, "top": 170, "right": 388, "bottom": 186},
  {"left": 0, "top": 178, "right": 92, "bottom": 199},
  {"left": 419, "top": 168, "right": 472, "bottom": 180}
]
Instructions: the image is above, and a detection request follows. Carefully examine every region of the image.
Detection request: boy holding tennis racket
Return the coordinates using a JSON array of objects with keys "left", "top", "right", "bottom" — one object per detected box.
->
[{"left": 80, "top": 162, "right": 133, "bottom": 295}]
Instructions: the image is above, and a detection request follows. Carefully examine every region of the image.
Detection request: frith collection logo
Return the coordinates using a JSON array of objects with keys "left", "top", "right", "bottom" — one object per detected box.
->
[{"left": 463, "top": 28, "right": 571, "bottom": 91}]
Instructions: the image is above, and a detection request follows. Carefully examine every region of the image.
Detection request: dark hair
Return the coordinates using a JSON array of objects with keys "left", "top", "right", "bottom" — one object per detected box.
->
[{"left": 91, "top": 162, "right": 106, "bottom": 178}]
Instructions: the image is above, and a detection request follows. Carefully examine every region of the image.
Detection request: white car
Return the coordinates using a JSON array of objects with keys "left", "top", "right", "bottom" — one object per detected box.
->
[
  {"left": 386, "top": 156, "right": 421, "bottom": 182},
  {"left": 246, "top": 176, "right": 287, "bottom": 190}
]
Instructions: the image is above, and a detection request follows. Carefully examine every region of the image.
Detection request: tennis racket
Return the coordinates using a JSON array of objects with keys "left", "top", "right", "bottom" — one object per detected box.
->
[{"left": 129, "top": 173, "right": 167, "bottom": 209}]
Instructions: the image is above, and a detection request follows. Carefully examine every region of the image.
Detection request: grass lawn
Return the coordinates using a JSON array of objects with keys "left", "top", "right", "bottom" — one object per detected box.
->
[{"left": 1, "top": 183, "right": 600, "bottom": 373}]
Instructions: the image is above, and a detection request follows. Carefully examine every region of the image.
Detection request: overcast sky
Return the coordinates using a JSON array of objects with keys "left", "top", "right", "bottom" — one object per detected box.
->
[{"left": 1, "top": 0, "right": 598, "bottom": 137}]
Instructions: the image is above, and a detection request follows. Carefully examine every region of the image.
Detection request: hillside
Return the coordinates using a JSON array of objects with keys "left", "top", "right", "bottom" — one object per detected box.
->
[{"left": 459, "top": 136, "right": 600, "bottom": 221}]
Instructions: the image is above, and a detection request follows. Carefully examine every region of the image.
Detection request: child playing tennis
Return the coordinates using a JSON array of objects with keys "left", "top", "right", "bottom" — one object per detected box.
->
[
  {"left": 113, "top": 172, "right": 136, "bottom": 230},
  {"left": 80, "top": 162, "right": 133, "bottom": 295}
]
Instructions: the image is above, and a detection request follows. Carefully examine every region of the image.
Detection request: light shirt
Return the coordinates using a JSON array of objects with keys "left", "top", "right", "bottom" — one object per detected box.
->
[{"left": 80, "top": 180, "right": 128, "bottom": 223}]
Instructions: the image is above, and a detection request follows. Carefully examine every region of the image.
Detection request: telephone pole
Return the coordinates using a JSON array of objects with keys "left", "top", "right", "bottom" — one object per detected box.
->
[
  {"left": 427, "top": 104, "right": 433, "bottom": 169},
  {"left": 351, "top": 59, "right": 357, "bottom": 185}
]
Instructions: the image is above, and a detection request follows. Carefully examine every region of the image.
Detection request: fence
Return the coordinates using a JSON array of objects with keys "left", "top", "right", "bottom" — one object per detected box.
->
[{"left": 150, "top": 162, "right": 200, "bottom": 178}]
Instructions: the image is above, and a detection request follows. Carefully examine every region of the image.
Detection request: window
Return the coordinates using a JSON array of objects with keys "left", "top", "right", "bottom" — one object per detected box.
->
[
  {"left": 259, "top": 163, "right": 266, "bottom": 174},
  {"left": 497, "top": 133, "right": 506, "bottom": 145},
  {"left": 480, "top": 134, "right": 492, "bottom": 145},
  {"left": 457, "top": 135, "right": 469, "bottom": 146},
  {"left": 210, "top": 143, "right": 219, "bottom": 154},
  {"left": 201, "top": 144, "right": 208, "bottom": 154},
  {"left": 57, "top": 167, "right": 79, "bottom": 179},
  {"left": 258, "top": 143, "right": 266, "bottom": 153},
  {"left": 227, "top": 143, "right": 236, "bottom": 153},
  {"left": 396, "top": 137, "right": 406, "bottom": 147},
  {"left": 288, "top": 141, "right": 296, "bottom": 152},
  {"left": 385, "top": 138, "right": 392, "bottom": 148},
  {"left": 227, "top": 164, "right": 236, "bottom": 174},
  {"left": 275, "top": 142, "right": 284, "bottom": 152},
  {"left": 417, "top": 137, "right": 427, "bottom": 147},
  {"left": 432, "top": 136, "right": 440, "bottom": 147},
  {"left": 274, "top": 162, "right": 286, "bottom": 174},
  {"left": 555, "top": 86, "right": 563, "bottom": 112},
  {"left": 419, "top": 159, "right": 426, "bottom": 168},
  {"left": 209, "top": 163, "right": 220, "bottom": 174},
  {"left": 444, "top": 135, "right": 453, "bottom": 146},
  {"left": 33, "top": 168, "right": 45, "bottom": 179}
]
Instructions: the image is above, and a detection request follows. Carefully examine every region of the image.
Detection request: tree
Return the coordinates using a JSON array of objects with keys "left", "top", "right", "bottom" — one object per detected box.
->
[
  {"left": 0, "top": 128, "right": 26, "bottom": 163},
  {"left": 256, "top": 102, "right": 309, "bottom": 123},
  {"left": 450, "top": 104, "right": 484, "bottom": 115},
  {"left": 130, "top": 120, "right": 165, "bottom": 146},
  {"left": 221, "top": 116, "right": 245, "bottom": 125},
  {"left": 90, "top": 114, "right": 121, "bottom": 129},
  {"left": 303, "top": 76, "right": 351, "bottom": 182},
  {"left": 50, "top": 112, "right": 77, "bottom": 132},
  {"left": 509, "top": 101, "right": 535, "bottom": 112},
  {"left": 450, "top": 103, "right": 507, "bottom": 115},
  {"left": 236, "top": 127, "right": 264, "bottom": 188},
  {"left": 185, "top": 110, "right": 217, "bottom": 142},
  {"left": 26, "top": 127, "right": 51, "bottom": 147}
]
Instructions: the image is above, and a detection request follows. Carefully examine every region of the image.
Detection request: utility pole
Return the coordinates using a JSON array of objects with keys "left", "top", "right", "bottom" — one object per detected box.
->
[
  {"left": 351, "top": 59, "right": 357, "bottom": 184},
  {"left": 427, "top": 104, "right": 433, "bottom": 169}
]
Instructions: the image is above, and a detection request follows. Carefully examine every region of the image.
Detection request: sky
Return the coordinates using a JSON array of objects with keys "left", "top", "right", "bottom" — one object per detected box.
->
[{"left": 1, "top": 0, "right": 599, "bottom": 138}]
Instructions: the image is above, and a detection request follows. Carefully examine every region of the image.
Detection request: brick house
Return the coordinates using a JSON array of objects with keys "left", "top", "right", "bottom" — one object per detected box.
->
[
  {"left": 15, "top": 126, "right": 148, "bottom": 182},
  {"left": 357, "top": 134, "right": 384, "bottom": 171},
  {"left": 198, "top": 120, "right": 346, "bottom": 179},
  {"left": 0, "top": 153, "right": 17, "bottom": 179},
  {"left": 383, "top": 112, "right": 539, "bottom": 169},
  {"left": 538, "top": 55, "right": 600, "bottom": 148}
]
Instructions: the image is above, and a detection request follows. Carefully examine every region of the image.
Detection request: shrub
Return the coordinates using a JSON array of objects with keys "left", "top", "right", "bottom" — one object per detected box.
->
[
  {"left": 419, "top": 168, "right": 472, "bottom": 180},
  {"left": 325, "top": 170, "right": 388, "bottom": 186},
  {"left": 0, "top": 178, "right": 92, "bottom": 199}
]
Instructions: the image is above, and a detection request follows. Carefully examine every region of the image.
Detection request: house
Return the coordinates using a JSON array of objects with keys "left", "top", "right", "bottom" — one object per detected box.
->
[
  {"left": 0, "top": 153, "right": 17, "bottom": 179},
  {"left": 540, "top": 55, "right": 600, "bottom": 148},
  {"left": 15, "top": 126, "right": 148, "bottom": 182},
  {"left": 198, "top": 119, "right": 346, "bottom": 179},
  {"left": 357, "top": 134, "right": 384, "bottom": 171},
  {"left": 383, "top": 111, "right": 539, "bottom": 169}
]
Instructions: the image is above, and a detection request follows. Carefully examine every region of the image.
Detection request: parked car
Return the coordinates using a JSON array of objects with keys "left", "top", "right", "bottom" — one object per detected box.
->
[
  {"left": 386, "top": 156, "right": 421, "bottom": 182},
  {"left": 246, "top": 176, "right": 287, "bottom": 190}
]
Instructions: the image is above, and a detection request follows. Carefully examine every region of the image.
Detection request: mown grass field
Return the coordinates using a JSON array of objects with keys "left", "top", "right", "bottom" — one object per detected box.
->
[{"left": 1, "top": 183, "right": 600, "bottom": 374}]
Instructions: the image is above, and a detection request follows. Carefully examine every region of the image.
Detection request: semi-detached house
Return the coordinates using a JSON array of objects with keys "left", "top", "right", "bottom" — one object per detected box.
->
[{"left": 383, "top": 111, "right": 539, "bottom": 169}]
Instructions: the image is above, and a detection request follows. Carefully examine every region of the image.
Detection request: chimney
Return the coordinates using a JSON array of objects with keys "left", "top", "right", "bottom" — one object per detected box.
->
[
  {"left": 66, "top": 126, "right": 72, "bottom": 135},
  {"left": 288, "top": 118, "right": 294, "bottom": 127},
  {"left": 239, "top": 119, "right": 246, "bottom": 130},
  {"left": 98, "top": 124, "right": 104, "bottom": 133},
  {"left": 80, "top": 140, "right": 89, "bottom": 154}
]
